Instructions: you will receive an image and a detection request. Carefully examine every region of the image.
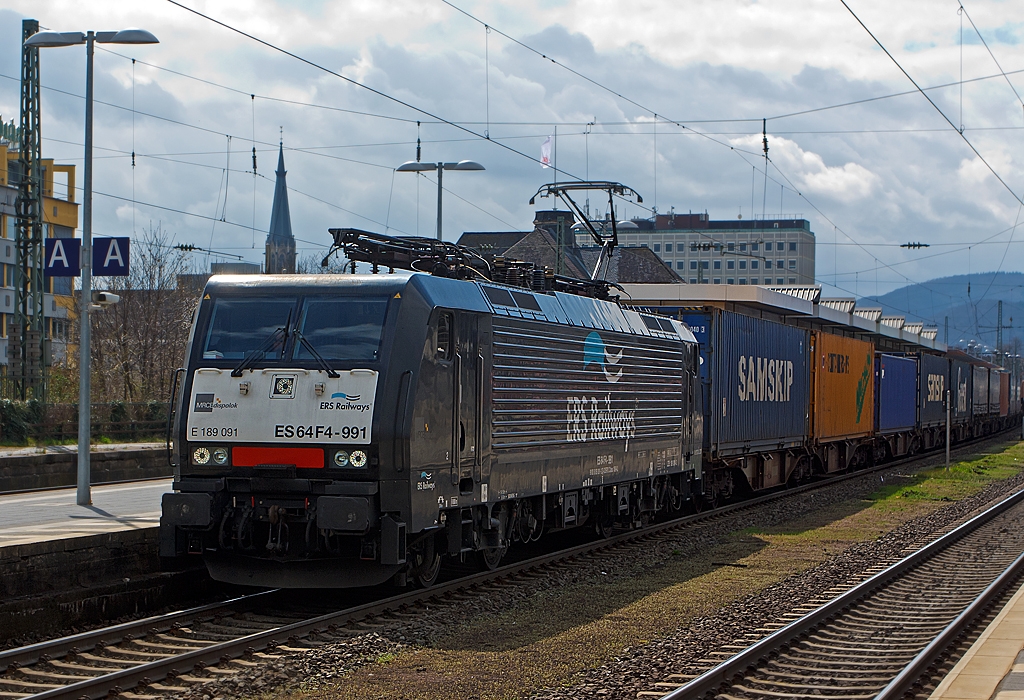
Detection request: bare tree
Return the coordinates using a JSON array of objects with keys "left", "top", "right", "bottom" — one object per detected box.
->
[
  {"left": 296, "top": 251, "right": 351, "bottom": 275},
  {"left": 79, "top": 224, "right": 198, "bottom": 403}
]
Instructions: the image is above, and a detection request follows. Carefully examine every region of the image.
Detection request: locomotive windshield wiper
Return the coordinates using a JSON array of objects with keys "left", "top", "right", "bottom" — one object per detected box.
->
[
  {"left": 293, "top": 330, "right": 340, "bottom": 378},
  {"left": 230, "top": 309, "right": 292, "bottom": 377}
]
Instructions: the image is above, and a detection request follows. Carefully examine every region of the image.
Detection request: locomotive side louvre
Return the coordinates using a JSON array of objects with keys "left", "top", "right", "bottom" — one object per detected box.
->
[
  {"left": 486, "top": 315, "right": 694, "bottom": 498},
  {"left": 810, "top": 332, "right": 875, "bottom": 442},
  {"left": 875, "top": 354, "right": 917, "bottom": 434}
]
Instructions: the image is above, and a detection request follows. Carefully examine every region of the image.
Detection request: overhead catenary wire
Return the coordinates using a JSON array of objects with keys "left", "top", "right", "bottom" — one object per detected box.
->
[
  {"left": 165, "top": 0, "right": 585, "bottom": 180},
  {"left": 839, "top": 0, "right": 1024, "bottom": 208},
  {"left": 24, "top": 3, "right": 1024, "bottom": 317}
]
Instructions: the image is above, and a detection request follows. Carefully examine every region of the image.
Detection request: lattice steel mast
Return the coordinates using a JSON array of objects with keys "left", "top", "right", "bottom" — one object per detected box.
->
[{"left": 13, "top": 19, "right": 46, "bottom": 400}]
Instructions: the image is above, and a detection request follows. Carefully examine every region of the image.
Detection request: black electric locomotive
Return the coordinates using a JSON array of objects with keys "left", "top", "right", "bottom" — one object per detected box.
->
[{"left": 161, "top": 228, "right": 704, "bottom": 588}]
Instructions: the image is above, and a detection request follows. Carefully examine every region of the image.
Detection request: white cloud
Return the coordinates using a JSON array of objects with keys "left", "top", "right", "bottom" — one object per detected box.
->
[
  {"left": 0, "top": 0, "right": 1022, "bottom": 310},
  {"left": 730, "top": 134, "right": 879, "bottom": 200}
]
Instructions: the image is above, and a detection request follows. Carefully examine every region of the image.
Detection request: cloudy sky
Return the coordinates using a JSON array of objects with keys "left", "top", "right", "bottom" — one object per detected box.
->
[{"left": 1, "top": 0, "right": 1023, "bottom": 330}]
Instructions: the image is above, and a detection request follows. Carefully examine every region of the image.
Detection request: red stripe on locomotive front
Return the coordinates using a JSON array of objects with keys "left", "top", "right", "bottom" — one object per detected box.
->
[{"left": 232, "top": 447, "right": 325, "bottom": 468}]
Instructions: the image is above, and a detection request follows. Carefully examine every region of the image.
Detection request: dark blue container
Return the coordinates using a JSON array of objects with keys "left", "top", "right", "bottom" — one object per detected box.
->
[
  {"left": 973, "top": 365, "right": 990, "bottom": 416},
  {"left": 918, "top": 353, "right": 949, "bottom": 427},
  {"left": 875, "top": 354, "right": 917, "bottom": 433},
  {"left": 950, "top": 359, "right": 973, "bottom": 421},
  {"left": 682, "top": 309, "right": 809, "bottom": 456}
]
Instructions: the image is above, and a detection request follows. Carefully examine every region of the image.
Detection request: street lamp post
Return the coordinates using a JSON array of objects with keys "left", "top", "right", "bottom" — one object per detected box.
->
[
  {"left": 396, "top": 160, "right": 484, "bottom": 240},
  {"left": 25, "top": 28, "right": 158, "bottom": 506}
]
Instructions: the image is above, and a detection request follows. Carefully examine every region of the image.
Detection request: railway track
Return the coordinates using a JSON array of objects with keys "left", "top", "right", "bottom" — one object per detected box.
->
[
  {"left": 1, "top": 432, "right": 1017, "bottom": 700},
  {"left": 655, "top": 482, "right": 1024, "bottom": 700}
]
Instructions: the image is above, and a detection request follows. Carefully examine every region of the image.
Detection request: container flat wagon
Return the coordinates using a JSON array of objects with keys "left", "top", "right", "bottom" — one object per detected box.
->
[
  {"left": 917, "top": 352, "right": 949, "bottom": 449},
  {"left": 680, "top": 309, "right": 810, "bottom": 498},
  {"left": 874, "top": 353, "right": 917, "bottom": 459},
  {"left": 810, "top": 332, "right": 875, "bottom": 472}
]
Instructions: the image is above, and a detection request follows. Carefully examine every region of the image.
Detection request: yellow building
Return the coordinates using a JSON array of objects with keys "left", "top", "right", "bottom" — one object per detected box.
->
[{"left": 0, "top": 142, "right": 77, "bottom": 364}]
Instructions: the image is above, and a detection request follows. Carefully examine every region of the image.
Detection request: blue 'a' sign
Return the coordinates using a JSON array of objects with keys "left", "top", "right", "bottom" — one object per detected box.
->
[
  {"left": 44, "top": 237, "right": 81, "bottom": 277},
  {"left": 93, "top": 237, "right": 130, "bottom": 276}
]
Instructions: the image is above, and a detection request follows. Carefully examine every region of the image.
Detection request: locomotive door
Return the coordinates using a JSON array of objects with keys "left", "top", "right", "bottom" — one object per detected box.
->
[{"left": 455, "top": 313, "right": 481, "bottom": 487}]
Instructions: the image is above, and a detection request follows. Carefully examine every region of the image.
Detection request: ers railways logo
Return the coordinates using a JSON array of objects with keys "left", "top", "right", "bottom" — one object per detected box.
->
[{"left": 583, "top": 332, "right": 623, "bottom": 383}]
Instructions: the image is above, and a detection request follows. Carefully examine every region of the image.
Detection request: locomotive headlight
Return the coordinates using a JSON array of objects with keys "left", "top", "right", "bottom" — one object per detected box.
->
[
  {"left": 212, "top": 447, "right": 229, "bottom": 465},
  {"left": 349, "top": 450, "right": 368, "bottom": 468},
  {"left": 333, "top": 450, "right": 349, "bottom": 467},
  {"left": 192, "top": 447, "right": 211, "bottom": 465}
]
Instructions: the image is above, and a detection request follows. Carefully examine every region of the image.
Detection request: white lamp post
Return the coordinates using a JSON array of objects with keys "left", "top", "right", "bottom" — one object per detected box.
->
[
  {"left": 25, "top": 28, "right": 158, "bottom": 506},
  {"left": 396, "top": 160, "right": 484, "bottom": 240}
]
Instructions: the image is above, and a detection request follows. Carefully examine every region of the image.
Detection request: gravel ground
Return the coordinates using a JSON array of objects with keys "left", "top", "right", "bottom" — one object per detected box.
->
[{"left": 159, "top": 437, "right": 1022, "bottom": 700}]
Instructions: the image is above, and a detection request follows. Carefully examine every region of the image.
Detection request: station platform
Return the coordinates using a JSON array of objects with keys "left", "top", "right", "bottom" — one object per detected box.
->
[
  {"left": 931, "top": 579, "right": 1024, "bottom": 699},
  {"left": 0, "top": 478, "right": 172, "bottom": 548}
]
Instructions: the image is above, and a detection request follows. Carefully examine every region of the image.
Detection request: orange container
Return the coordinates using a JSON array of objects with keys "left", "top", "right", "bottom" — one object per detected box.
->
[
  {"left": 1000, "top": 372, "right": 1010, "bottom": 416},
  {"left": 811, "top": 332, "right": 875, "bottom": 440}
]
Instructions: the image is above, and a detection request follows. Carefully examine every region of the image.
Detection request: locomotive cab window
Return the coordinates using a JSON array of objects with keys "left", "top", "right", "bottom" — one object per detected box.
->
[
  {"left": 292, "top": 297, "right": 389, "bottom": 361},
  {"left": 202, "top": 297, "right": 295, "bottom": 360},
  {"left": 436, "top": 312, "right": 453, "bottom": 361}
]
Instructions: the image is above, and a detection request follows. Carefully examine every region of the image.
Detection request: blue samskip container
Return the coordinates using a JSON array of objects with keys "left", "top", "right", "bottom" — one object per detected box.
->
[
  {"left": 682, "top": 309, "right": 809, "bottom": 457},
  {"left": 918, "top": 353, "right": 949, "bottom": 427},
  {"left": 875, "top": 354, "right": 917, "bottom": 433}
]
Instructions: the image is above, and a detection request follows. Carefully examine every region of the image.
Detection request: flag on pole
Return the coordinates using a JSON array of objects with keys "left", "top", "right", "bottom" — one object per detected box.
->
[{"left": 540, "top": 135, "right": 552, "bottom": 168}]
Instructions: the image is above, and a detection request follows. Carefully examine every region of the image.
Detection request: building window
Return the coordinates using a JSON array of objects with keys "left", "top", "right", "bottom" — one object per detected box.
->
[
  {"left": 752, "top": 242, "right": 759, "bottom": 251},
  {"left": 690, "top": 260, "right": 698, "bottom": 270},
  {"left": 777, "top": 259, "right": 784, "bottom": 268},
  {"left": 739, "top": 260, "right": 746, "bottom": 270},
  {"left": 739, "top": 243, "right": 747, "bottom": 252},
  {"left": 789, "top": 242, "right": 797, "bottom": 251},
  {"left": 788, "top": 277, "right": 796, "bottom": 284},
  {"left": 765, "top": 260, "right": 772, "bottom": 269},
  {"left": 713, "top": 278, "right": 721, "bottom": 284},
  {"left": 751, "top": 278, "right": 758, "bottom": 285},
  {"left": 739, "top": 278, "right": 747, "bottom": 285},
  {"left": 727, "top": 260, "right": 735, "bottom": 270},
  {"left": 751, "top": 260, "right": 759, "bottom": 269},
  {"left": 665, "top": 243, "right": 672, "bottom": 252},
  {"left": 713, "top": 260, "right": 721, "bottom": 270},
  {"left": 777, "top": 277, "right": 785, "bottom": 284},
  {"left": 727, "top": 278, "right": 734, "bottom": 285},
  {"left": 701, "top": 260, "right": 709, "bottom": 269},
  {"left": 690, "top": 243, "right": 697, "bottom": 251},
  {"left": 727, "top": 242, "right": 734, "bottom": 251},
  {"left": 765, "top": 242, "right": 773, "bottom": 251},
  {"left": 690, "top": 278, "right": 697, "bottom": 284},
  {"left": 676, "top": 261, "right": 685, "bottom": 269},
  {"left": 789, "top": 259, "right": 796, "bottom": 269},
  {"left": 653, "top": 243, "right": 661, "bottom": 252}
]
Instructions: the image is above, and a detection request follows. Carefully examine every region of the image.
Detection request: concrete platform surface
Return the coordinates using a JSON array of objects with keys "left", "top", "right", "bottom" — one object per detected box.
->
[
  {"left": 0, "top": 478, "right": 172, "bottom": 548},
  {"left": 931, "top": 579, "right": 1024, "bottom": 699}
]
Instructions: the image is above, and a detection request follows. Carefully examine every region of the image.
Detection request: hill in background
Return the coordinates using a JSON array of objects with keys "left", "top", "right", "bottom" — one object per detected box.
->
[{"left": 858, "top": 271, "right": 1024, "bottom": 351}]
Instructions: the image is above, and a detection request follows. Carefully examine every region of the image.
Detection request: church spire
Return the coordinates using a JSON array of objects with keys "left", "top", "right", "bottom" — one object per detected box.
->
[{"left": 265, "top": 134, "right": 296, "bottom": 273}]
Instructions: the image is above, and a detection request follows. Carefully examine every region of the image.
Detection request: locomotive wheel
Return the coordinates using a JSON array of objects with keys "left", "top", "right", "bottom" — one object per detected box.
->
[
  {"left": 479, "top": 546, "right": 505, "bottom": 571},
  {"left": 594, "top": 513, "right": 615, "bottom": 539},
  {"left": 411, "top": 538, "right": 442, "bottom": 588}
]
